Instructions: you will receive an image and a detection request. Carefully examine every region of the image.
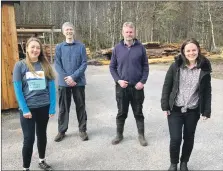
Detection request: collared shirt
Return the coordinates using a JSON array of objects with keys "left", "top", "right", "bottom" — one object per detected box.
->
[
  {"left": 175, "top": 64, "right": 201, "bottom": 113},
  {"left": 54, "top": 40, "right": 87, "bottom": 87},
  {"left": 124, "top": 40, "right": 135, "bottom": 48}
]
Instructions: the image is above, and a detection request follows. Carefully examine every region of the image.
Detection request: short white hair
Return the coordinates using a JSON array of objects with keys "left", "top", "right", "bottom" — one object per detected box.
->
[
  {"left": 62, "top": 22, "right": 74, "bottom": 33},
  {"left": 122, "top": 22, "right": 135, "bottom": 30}
]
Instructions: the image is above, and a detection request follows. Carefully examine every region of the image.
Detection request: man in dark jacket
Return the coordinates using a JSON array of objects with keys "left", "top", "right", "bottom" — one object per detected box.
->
[{"left": 109, "top": 22, "right": 149, "bottom": 146}]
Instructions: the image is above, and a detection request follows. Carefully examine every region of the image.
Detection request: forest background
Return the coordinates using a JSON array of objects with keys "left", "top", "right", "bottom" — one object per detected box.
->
[{"left": 14, "top": 1, "right": 223, "bottom": 52}]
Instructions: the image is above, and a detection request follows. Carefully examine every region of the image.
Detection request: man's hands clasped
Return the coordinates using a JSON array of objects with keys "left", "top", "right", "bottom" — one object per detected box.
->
[
  {"left": 118, "top": 80, "right": 144, "bottom": 90},
  {"left": 64, "top": 76, "right": 77, "bottom": 87}
]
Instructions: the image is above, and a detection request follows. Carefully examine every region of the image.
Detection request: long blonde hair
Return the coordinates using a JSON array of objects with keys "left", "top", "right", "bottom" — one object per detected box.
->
[{"left": 25, "top": 37, "right": 55, "bottom": 80}]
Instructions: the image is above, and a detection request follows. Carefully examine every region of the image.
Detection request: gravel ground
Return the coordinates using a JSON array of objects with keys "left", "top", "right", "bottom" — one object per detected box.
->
[{"left": 1, "top": 64, "right": 223, "bottom": 170}]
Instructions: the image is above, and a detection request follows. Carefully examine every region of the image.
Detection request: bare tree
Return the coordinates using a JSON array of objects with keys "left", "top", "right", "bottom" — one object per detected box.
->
[{"left": 208, "top": 2, "right": 217, "bottom": 50}]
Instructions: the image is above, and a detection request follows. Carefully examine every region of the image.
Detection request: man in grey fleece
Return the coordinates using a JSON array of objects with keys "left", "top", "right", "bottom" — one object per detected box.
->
[
  {"left": 109, "top": 22, "right": 149, "bottom": 146},
  {"left": 54, "top": 22, "right": 88, "bottom": 142}
]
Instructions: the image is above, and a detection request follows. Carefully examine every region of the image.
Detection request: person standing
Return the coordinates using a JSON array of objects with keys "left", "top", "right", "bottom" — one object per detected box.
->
[
  {"left": 161, "top": 38, "right": 212, "bottom": 171},
  {"left": 13, "top": 37, "right": 56, "bottom": 171},
  {"left": 54, "top": 22, "right": 88, "bottom": 142},
  {"left": 109, "top": 22, "right": 149, "bottom": 146}
]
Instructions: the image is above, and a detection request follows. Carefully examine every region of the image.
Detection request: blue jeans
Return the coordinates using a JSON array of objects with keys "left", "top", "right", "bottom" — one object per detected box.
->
[{"left": 20, "top": 105, "right": 49, "bottom": 168}]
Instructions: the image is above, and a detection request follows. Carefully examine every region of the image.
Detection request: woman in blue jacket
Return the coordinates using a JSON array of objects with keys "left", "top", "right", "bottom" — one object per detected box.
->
[
  {"left": 161, "top": 38, "right": 212, "bottom": 171},
  {"left": 13, "top": 37, "right": 56, "bottom": 171}
]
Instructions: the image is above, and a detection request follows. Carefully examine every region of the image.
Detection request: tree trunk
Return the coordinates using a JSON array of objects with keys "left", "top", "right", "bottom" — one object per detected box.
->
[
  {"left": 208, "top": 2, "right": 216, "bottom": 50},
  {"left": 89, "top": 1, "right": 92, "bottom": 45},
  {"left": 119, "top": 1, "right": 123, "bottom": 40},
  {"left": 112, "top": 2, "right": 117, "bottom": 47}
]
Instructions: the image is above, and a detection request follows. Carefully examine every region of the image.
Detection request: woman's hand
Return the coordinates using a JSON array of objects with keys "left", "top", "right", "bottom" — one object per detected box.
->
[
  {"left": 201, "top": 116, "right": 208, "bottom": 120},
  {"left": 49, "top": 114, "right": 54, "bottom": 118},
  {"left": 164, "top": 111, "right": 170, "bottom": 116},
  {"left": 23, "top": 112, "right": 32, "bottom": 119}
]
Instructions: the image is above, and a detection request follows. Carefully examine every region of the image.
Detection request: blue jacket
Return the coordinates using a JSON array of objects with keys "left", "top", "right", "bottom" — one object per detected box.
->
[
  {"left": 55, "top": 40, "right": 87, "bottom": 87},
  {"left": 109, "top": 39, "right": 149, "bottom": 85}
]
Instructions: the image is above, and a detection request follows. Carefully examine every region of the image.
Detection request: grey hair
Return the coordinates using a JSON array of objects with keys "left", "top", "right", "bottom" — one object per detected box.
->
[
  {"left": 122, "top": 22, "right": 135, "bottom": 29},
  {"left": 62, "top": 22, "right": 74, "bottom": 33}
]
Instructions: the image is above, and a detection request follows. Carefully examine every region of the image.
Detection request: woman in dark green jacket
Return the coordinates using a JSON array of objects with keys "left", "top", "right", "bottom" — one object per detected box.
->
[{"left": 161, "top": 38, "right": 212, "bottom": 171}]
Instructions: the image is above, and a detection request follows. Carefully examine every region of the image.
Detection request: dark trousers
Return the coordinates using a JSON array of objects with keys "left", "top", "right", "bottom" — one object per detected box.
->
[
  {"left": 58, "top": 86, "right": 87, "bottom": 133},
  {"left": 115, "top": 84, "right": 145, "bottom": 128},
  {"left": 20, "top": 105, "right": 49, "bottom": 168},
  {"left": 167, "top": 106, "right": 200, "bottom": 164}
]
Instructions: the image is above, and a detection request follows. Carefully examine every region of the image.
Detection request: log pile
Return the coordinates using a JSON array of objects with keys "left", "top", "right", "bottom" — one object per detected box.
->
[
  {"left": 146, "top": 49, "right": 163, "bottom": 59},
  {"left": 95, "top": 48, "right": 113, "bottom": 60},
  {"left": 95, "top": 42, "right": 209, "bottom": 59},
  {"left": 86, "top": 48, "right": 91, "bottom": 59},
  {"left": 87, "top": 59, "right": 103, "bottom": 66},
  {"left": 95, "top": 42, "right": 181, "bottom": 59},
  {"left": 142, "top": 42, "right": 161, "bottom": 49}
]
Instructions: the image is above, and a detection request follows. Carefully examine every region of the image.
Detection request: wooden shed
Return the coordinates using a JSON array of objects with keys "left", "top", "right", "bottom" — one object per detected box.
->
[
  {"left": 16, "top": 24, "right": 62, "bottom": 63},
  {"left": 1, "top": 2, "right": 20, "bottom": 110}
]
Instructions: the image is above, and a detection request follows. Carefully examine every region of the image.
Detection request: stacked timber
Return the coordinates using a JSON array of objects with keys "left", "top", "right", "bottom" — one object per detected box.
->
[
  {"left": 95, "top": 48, "right": 113, "bottom": 60},
  {"left": 160, "top": 43, "right": 180, "bottom": 56},
  {"left": 86, "top": 47, "right": 92, "bottom": 59},
  {"left": 94, "top": 42, "right": 209, "bottom": 60},
  {"left": 146, "top": 49, "right": 163, "bottom": 59},
  {"left": 142, "top": 42, "right": 161, "bottom": 49},
  {"left": 87, "top": 59, "right": 103, "bottom": 65}
]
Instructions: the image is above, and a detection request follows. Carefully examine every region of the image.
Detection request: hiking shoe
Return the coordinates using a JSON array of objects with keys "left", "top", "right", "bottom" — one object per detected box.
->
[
  {"left": 79, "top": 131, "right": 88, "bottom": 141},
  {"left": 38, "top": 161, "right": 52, "bottom": 170},
  {"left": 54, "top": 132, "right": 65, "bottom": 142}
]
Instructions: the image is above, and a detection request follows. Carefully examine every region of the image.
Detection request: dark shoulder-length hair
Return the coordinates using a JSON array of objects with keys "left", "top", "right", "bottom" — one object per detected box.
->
[{"left": 180, "top": 38, "right": 204, "bottom": 66}]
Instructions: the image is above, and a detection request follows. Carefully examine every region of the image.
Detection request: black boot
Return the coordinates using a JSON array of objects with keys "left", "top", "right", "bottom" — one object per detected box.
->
[
  {"left": 180, "top": 162, "right": 188, "bottom": 171},
  {"left": 112, "top": 120, "right": 124, "bottom": 145},
  {"left": 136, "top": 120, "right": 148, "bottom": 146},
  {"left": 168, "top": 163, "right": 177, "bottom": 171}
]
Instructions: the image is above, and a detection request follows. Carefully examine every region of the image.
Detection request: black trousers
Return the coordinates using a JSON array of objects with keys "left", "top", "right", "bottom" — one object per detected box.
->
[
  {"left": 115, "top": 84, "right": 145, "bottom": 122},
  {"left": 58, "top": 86, "right": 87, "bottom": 133},
  {"left": 20, "top": 105, "right": 49, "bottom": 168},
  {"left": 167, "top": 106, "right": 200, "bottom": 164}
]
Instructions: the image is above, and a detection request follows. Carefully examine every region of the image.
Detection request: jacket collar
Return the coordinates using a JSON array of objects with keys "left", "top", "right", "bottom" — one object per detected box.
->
[
  {"left": 174, "top": 54, "right": 212, "bottom": 72},
  {"left": 120, "top": 38, "right": 141, "bottom": 46}
]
